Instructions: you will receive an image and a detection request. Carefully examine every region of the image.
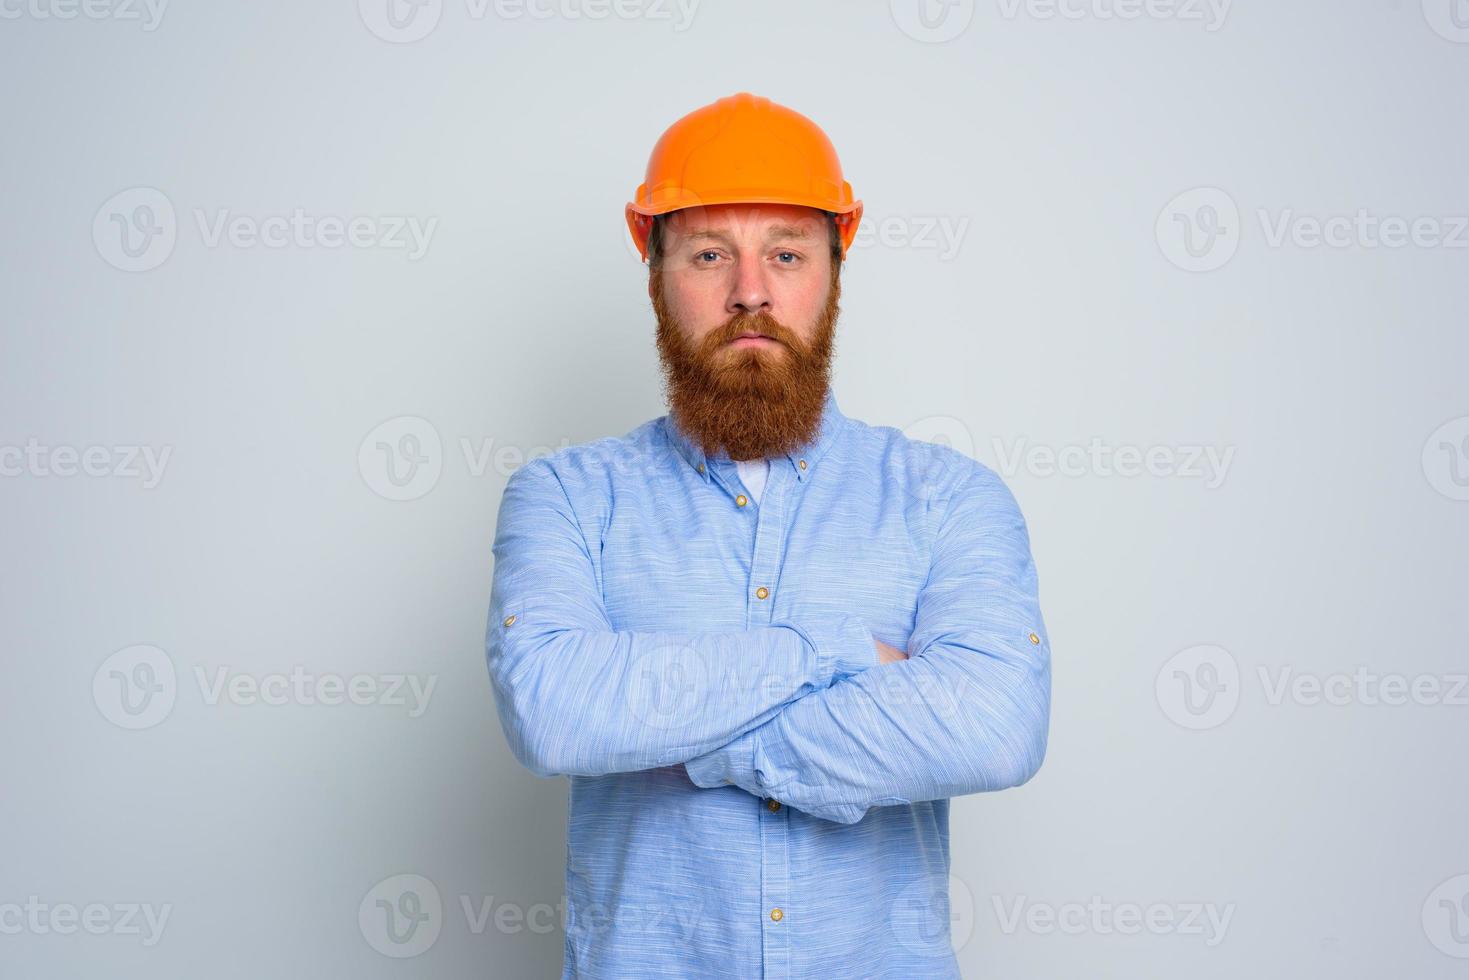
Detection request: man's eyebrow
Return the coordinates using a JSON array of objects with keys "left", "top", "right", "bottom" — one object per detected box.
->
[
  {"left": 679, "top": 224, "right": 818, "bottom": 244},
  {"left": 763, "top": 223, "right": 817, "bottom": 241}
]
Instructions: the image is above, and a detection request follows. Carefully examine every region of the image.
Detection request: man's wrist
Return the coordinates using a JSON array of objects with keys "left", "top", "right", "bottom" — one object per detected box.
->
[
  {"left": 775, "top": 614, "right": 876, "bottom": 686},
  {"left": 685, "top": 729, "right": 758, "bottom": 790},
  {"left": 688, "top": 615, "right": 874, "bottom": 793}
]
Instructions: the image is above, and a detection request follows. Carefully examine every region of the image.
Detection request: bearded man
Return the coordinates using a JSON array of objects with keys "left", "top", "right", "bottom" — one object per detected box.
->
[{"left": 486, "top": 92, "right": 1051, "bottom": 980}]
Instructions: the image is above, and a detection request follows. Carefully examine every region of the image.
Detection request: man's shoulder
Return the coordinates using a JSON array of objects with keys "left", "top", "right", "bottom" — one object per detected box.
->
[
  {"left": 845, "top": 414, "right": 1008, "bottom": 504},
  {"left": 507, "top": 415, "right": 669, "bottom": 493}
]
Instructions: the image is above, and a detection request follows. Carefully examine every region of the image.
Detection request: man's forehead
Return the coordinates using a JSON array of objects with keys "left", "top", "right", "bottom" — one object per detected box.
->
[{"left": 666, "top": 204, "right": 826, "bottom": 240}]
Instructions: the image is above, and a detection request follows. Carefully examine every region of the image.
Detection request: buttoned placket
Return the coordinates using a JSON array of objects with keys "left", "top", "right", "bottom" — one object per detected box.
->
[
  {"left": 745, "top": 459, "right": 793, "bottom": 979},
  {"left": 668, "top": 409, "right": 835, "bottom": 977},
  {"left": 697, "top": 452, "right": 799, "bottom": 979}
]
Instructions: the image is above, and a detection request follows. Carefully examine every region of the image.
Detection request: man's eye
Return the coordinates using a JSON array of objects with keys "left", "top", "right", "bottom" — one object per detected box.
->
[
  {"left": 696, "top": 251, "right": 720, "bottom": 263},
  {"left": 776, "top": 252, "right": 799, "bottom": 263}
]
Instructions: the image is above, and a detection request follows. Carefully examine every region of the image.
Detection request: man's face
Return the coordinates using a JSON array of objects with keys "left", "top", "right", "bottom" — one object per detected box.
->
[{"left": 650, "top": 203, "right": 842, "bottom": 462}]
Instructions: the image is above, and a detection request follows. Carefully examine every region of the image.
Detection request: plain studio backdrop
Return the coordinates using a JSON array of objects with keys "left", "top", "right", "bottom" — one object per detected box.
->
[{"left": 2, "top": 1, "right": 1467, "bottom": 977}]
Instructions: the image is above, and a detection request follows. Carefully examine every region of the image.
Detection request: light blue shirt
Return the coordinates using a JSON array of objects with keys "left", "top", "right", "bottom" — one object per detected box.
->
[{"left": 485, "top": 389, "right": 1051, "bottom": 978}]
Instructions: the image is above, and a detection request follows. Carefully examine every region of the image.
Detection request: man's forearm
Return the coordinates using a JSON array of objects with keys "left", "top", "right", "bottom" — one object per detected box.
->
[
  {"left": 684, "top": 464, "right": 1051, "bottom": 823},
  {"left": 488, "top": 457, "right": 881, "bottom": 779},
  {"left": 683, "top": 629, "right": 1049, "bottom": 823},
  {"left": 488, "top": 600, "right": 878, "bottom": 778}
]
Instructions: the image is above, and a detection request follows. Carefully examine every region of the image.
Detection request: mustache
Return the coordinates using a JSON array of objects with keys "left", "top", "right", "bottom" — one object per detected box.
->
[{"left": 702, "top": 312, "right": 801, "bottom": 351}]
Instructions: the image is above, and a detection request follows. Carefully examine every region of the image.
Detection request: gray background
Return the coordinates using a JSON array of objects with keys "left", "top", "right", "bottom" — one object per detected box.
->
[{"left": 3, "top": 0, "right": 1467, "bottom": 977}]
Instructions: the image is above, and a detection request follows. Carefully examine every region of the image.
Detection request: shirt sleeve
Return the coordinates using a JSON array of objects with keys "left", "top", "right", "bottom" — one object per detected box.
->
[
  {"left": 682, "top": 463, "right": 1051, "bottom": 824},
  {"left": 486, "top": 457, "right": 880, "bottom": 779}
]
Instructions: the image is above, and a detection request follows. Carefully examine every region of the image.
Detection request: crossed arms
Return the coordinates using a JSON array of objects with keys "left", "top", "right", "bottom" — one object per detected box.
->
[{"left": 485, "top": 457, "right": 1051, "bottom": 824}]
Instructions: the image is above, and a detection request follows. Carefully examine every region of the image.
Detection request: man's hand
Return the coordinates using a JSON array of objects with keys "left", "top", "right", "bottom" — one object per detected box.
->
[{"left": 874, "top": 637, "right": 909, "bottom": 665}]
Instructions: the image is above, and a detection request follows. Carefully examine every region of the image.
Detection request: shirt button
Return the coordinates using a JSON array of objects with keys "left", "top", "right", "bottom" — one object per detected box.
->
[
  {"left": 755, "top": 586, "right": 769, "bottom": 600},
  {"left": 766, "top": 799, "right": 781, "bottom": 812},
  {"left": 798, "top": 459, "right": 807, "bottom": 470},
  {"left": 697, "top": 463, "right": 705, "bottom": 474},
  {"left": 1028, "top": 632, "right": 1041, "bottom": 645},
  {"left": 735, "top": 494, "right": 748, "bottom": 507},
  {"left": 769, "top": 908, "right": 783, "bottom": 922},
  {"left": 502, "top": 615, "right": 516, "bottom": 627}
]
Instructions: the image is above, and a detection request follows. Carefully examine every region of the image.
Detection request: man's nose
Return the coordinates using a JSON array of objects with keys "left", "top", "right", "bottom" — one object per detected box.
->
[{"left": 726, "top": 259, "right": 773, "bottom": 316}]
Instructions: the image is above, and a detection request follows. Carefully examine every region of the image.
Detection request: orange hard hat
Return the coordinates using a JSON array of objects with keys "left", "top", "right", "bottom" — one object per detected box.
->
[{"left": 625, "top": 92, "right": 863, "bottom": 263}]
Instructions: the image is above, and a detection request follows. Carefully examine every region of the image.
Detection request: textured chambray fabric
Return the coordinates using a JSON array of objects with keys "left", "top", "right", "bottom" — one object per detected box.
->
[{"left": 485, "top": 389, "right": 1051, "bottom": 979}]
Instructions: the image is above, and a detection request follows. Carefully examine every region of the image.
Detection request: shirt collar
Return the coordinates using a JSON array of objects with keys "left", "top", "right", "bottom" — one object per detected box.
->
[{"left": 663, "top": 388, "right": 847, "bottom": 485}]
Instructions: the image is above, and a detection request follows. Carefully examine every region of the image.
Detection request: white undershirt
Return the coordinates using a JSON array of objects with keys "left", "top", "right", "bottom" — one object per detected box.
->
[{"left": 734, "top": 457, "right": 771, "bottom": 505}]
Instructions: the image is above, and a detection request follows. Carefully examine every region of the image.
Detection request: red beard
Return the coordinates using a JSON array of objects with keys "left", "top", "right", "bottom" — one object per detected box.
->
[{"left": 652, "top": 267, "right": 842, "bottom": 462}]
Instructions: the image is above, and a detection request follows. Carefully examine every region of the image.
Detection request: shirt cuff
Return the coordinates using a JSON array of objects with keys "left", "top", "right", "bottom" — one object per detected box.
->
[
  {"left": 774, "top": 614, "right": 876, "bottom": 688},
  {"left": 686, "top": 616, "right": 874, "bottom": 793},
  {"left": 685, "top": 729, "right": 758, "bottom": 790}
]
